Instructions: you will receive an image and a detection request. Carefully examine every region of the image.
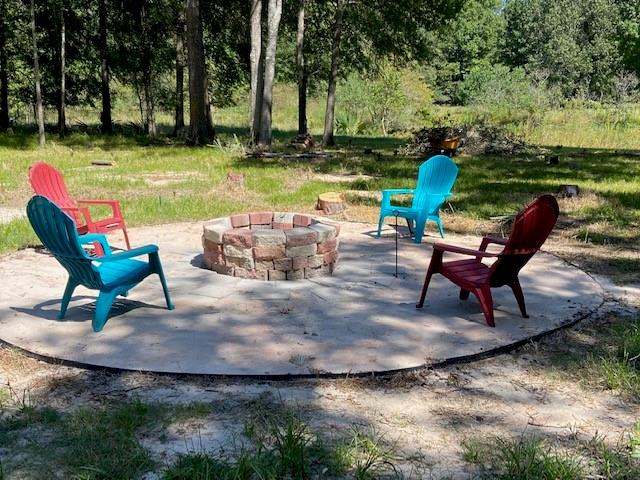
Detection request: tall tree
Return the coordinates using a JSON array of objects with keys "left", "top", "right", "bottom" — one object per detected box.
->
[
  {"left": 186, "top": 0, "right": 214, "bottom": 144},
  {"left": 322, "top": 0, "right": 344, "bottom": 147},
  {"left": 257, "top": 0, "right": 282, "bottom": 146},
  {"left": 0, "top": 0, "right": 8, "bottom": 131},
  {"left": 30, "top": 0, "right": 45, "bottom": 146},
  {"left": 173, "top": 1, "right": 185, "bottom": 136},
  {"left": 295, "top": 0, "right": 307, "bottom": 136},
  {"left": 249, "top": 0, "right": 262, "bottom": 142},
  {"left": 58, "top": 1, "right": 66, "bottom": 137},
  {"left": 98, "top": 0, "right": 112, "bottom": 133}
]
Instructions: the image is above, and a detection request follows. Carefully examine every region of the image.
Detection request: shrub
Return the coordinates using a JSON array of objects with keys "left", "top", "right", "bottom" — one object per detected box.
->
[
  {"left": 337, "top": 62, "right": 433, "bottom": 135},
  {"left": 455, "top": 63, "right": 552, "bottom": 125}
]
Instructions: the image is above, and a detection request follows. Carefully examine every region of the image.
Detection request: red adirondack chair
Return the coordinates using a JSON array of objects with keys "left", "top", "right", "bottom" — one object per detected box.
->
[
  {"left": 29, "top": 161, "right": 131, "bottom": 250},
  {"left": 416, "top": 194, "right": 559, "bottom": 327}
]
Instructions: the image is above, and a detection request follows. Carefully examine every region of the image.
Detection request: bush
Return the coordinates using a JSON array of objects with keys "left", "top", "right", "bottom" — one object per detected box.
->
[
  {"left": 455, "top": 63, "right": 553, "bottom": 125},
  {"left": 337, "top": 62, "right": 433, "bottom": 135}
]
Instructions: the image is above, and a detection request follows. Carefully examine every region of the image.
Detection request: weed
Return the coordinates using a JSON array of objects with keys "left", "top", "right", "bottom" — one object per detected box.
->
[{"left": 462, "top": 436, "right": 582, "bottom": 480}]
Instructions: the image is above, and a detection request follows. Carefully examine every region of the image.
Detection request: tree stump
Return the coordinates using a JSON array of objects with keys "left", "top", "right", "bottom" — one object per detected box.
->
[
  {"left": 558, "top": 184, "right": 579, "bottom": 198},
  {"left": 316, "top": 192, "right": 346, "bottom": 215}
]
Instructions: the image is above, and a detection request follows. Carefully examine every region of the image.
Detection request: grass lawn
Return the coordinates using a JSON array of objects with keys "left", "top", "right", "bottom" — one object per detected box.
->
[{"left": 2, "top": 112, "right": 639, "bottom": 282}]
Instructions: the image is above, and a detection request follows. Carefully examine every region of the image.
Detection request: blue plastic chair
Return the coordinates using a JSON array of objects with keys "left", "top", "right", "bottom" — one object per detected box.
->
[
  {"left": 26, "top": 195, "right": 175, "bottom": 332},
  {"left": 377, "top": 155, "right": 458, "bottom": 243}
]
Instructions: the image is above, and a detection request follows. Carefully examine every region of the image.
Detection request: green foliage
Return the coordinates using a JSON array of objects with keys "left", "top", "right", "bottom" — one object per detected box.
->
[
  {"left": 503, "top": 0, "right": 622, "bottom": 99},
  {"left": 338, "top": 62, "right": 432, "bottom": 134},
  {"left": 462, "top": 436, "right": 583, "bottom": 480}
]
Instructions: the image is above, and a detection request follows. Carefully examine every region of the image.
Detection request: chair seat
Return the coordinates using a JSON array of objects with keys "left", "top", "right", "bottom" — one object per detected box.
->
[
  {"left": 441, "top": 259, "right": 491, "bottom": 287},
  {"left": 97, "top": 258, "right": 151, "bottom": 289},
  {"left": 92, "top": 216, "right": 125, "bottom": 230}
]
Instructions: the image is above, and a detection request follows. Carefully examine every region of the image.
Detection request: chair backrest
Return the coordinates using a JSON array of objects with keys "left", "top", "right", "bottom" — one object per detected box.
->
[
  {"left": 412, "top": 155, "right": 459, "bottom": 211},
  {"left": 27, "top": 195, "right": 103, "bottom": 290},
  {"left": 28, "top": 162, "right": 80, "bottom": 224},
  {"left": 489, "top": 194, "right": 559, "bottom": 287}
]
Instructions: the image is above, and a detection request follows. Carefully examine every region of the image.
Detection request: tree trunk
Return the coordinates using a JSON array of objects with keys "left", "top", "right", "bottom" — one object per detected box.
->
[
  {"left": 58, "top": 4, "right": 66, "bottom": 137},
  {"left": 322, "top": 0, "right": 344, "bottom": 147},
  {"left": 98, "top": 0, "right": 112, "bottom": 133},
  {"left": 0, "top": 0, "right": 9, "bottom": 131},
  {"left": 249, "top": 0, "right": 262, "bottom": 143},
  {"left": 186, "top": 0, "right": 214, "bottom": 145},
  {"left": 173, "top": 2, "right": 185, "bottom": 137},
  {"left": 257, "top": 0, "right": 282, "bottom": 147},
  {"left": 140, "top": 2, "right": 156, "bottom": 137},
  {"left": 296, "top": 0, "right": 307, "bottom": 136},
  {"left": 30, "top": 0, "right": 45, "bottom": 147}
]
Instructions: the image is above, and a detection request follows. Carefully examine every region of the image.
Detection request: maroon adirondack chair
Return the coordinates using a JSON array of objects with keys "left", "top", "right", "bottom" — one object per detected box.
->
[
  {"left": 29, "top": 161, "right": 131, "bottom": 250},
  {"left": 416, "top": 195, "right": 559, "bottom": 327}
]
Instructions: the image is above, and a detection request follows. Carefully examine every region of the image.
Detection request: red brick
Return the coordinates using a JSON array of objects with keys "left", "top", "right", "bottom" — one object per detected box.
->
[
  {"left": 253, "top": 245, "right": 286, "bottom": 260},
  {"left": 285, "top": 227, "right": 318, "bottom": 246},
  {"left": 286, "top": 269, "right": 305, "bottom": 280},
  {"left": 202, "top": 238, "right": 224, "bottom": 254},
  {"left": 234, "top": 267, "right": 268, "bottom": 280},
  {"left": 204, "top": 251, "right": 225, "bottom": 266},
  {"left": 230, "top": 214, "right": 250, "bottom": 228},
  {"left": 223, "top": 228, "right": 253, "bottom": 248},
  {"left": 225, "top": 255, "right": 254, "bottom": 269},
  {"left": 273, "top": 258, "right": 293, "bottom": 271},
  {"left": 293, "top": 214, "right": 312, "bottom": 227},
  {"left": 268, "top": 269, "right": 287, "bottom": 280},
  {"left": 323, "top": 250, "right": 338, "bottom": 265},
  {"left": 305, "top": 264, "right": 331, "bottom": 278},
  {"left": 292, "top": 256, "right": 307, "bottom": 270},
  {"left": 317, "top": 238, "right": 338, "bottom": 254},
  {"left": 272, "top": 222, "right": 294, "bottom": 230},
  {"left": 249, "top": 211, "right": 274, "bottom": 225},
  {"left": 255, "top": 260, "right": 274, "bottom": 271},
  {"left": 210, "top": 263, "right": 234, "bottom": 276}
]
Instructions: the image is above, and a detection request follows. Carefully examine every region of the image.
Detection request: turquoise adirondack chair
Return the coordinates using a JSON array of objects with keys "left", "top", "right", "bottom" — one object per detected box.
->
[
  {"left": 377, "top": 155, "right": 458, "bottom": 243},
  {"left": 26, "top": 195, "right": 175, "bottom": 332}
]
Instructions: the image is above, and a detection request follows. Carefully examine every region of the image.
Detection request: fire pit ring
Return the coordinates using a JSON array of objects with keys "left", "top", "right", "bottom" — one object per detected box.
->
[{"left": 202, "top": 212, "right": 339, "bottom": 280}]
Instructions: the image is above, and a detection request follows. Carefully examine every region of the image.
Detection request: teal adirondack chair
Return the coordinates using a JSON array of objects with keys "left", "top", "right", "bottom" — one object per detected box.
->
[
  {"left": 26, "top": 195, "right": 175, "bottom": 332},
  {"left": 377, "top": 155, "right": 458, "bottom": 243}
]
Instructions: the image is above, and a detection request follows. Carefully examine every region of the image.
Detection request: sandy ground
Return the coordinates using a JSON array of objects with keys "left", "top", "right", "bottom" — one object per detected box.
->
[{"left": 1, "top": 286, "right": 638, "bottom": 478}]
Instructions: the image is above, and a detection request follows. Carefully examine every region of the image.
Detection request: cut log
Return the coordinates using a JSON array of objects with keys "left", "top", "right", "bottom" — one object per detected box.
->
[
  {"left": 316, "top": 192, "right": 346, "bottom": 215},
  {"left": 557, "top": 184, "right": 579, "bottom": 198}
]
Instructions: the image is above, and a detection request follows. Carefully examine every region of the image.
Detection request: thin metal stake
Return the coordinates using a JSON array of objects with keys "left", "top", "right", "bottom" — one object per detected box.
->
[{"left": 393, "top": 209, "right": 399, "bottom": 277}]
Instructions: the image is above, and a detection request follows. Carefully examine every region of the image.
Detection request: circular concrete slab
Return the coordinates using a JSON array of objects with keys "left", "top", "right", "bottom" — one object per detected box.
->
[{"left": 0, "top": 221, "right": 603, "bottom": 377}]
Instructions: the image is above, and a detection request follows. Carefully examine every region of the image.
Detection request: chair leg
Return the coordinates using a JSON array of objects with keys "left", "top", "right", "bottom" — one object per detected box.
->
[
  {"left": 151, "top": 252, "right": 175, "bottom": 310},
  {"left": 121, "top": 225, "right": 132, "bottom": 249},
  {"left": 413, "top": 219, "right": 427, "bottom": 244},
  {"left": 474, "top": 285, "right": 495, "bottom": 327},
  {"left": 93, "top": 289, "right": 118, "bottom": 332},
  {"left": 417, "top": 250, "right": 442, "bottom": 308},
  {"left": 59, "top": 279, "right": 78, "bottom": 319},
  {"left": 459, "top": 288, "right": 470, "bottom": 300},
  {"left": 406, "top": 219, "right": 414, "bottom": 235},
  {"left": 92, "top": 241, "right": 105, "bottom": 256},
  {"left": 376, "top": 215, "right": 385, "bottom": 238},
  {"left": 510, "top": 279, "right": 529, "bottom": 318},
  {"left": 436, "top": 217, "right": 445, "bottom": 239}
]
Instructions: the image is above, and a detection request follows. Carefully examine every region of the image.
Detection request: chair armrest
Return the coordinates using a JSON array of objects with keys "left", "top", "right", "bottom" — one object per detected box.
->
[
  {"left": 97, "top": 244, "right": 159, "bottom": 262},
  {"left": 381, "top": 189, "right": 414, "bottom": 208},
  {"left": 433, "top": 242, "right": 498, "bottom": 258},
  {"left": 78, "top": 233, "right": 113, "bottom": 255},
  {"left": 77, "top": 199, "right": 123, "bottom": 219},
  {"left": 479, "top": 236, "right": 508, "bottom": 252}
]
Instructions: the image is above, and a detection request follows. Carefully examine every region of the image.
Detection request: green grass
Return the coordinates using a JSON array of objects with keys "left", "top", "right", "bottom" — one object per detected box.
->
[
  {"left": 2, "top": 85, "right": 640, "bottom": 285},
  {"left": 550, "top": 316, "right": 640, "bottom": 401},
  {"left": 462, "top": 432, "right": 640, "bottom": 480},
  {"left": 0, "top": 397, "right": 214, "bottom": 479}
]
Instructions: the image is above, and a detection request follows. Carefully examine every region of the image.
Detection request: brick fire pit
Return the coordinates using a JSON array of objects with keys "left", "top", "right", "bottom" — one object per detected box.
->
[{"left": 202, "top": 212, "right": 339, "bottom": 280}]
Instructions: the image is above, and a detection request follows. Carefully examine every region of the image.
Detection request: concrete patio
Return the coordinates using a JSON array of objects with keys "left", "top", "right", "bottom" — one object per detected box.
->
[{"left": 0, "top": 221, "right": 604, "bottom": 377}]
